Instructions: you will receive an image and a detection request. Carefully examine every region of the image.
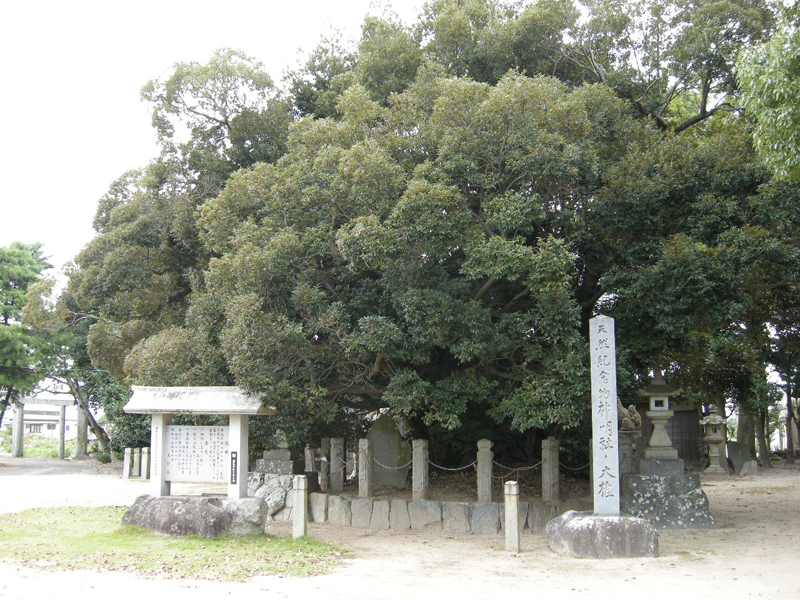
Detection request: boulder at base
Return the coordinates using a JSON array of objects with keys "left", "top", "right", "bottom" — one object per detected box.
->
[
  {"left": 546, "top": 511, "right": 658, "bottom": 559},
  {"left": 122, "top": 495, "right": 266, "bottom": 537}
]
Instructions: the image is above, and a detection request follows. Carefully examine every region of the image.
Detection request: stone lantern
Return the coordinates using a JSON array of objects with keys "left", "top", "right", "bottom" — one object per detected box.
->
[
  {"left": 637, "top": 371, "right": 682, "bottom": 475},
  {"left": 700, "top": 405, "right": 728, "bottom": 478}
]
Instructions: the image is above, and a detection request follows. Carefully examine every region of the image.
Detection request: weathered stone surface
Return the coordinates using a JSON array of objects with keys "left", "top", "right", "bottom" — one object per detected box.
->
[
  {"left": 254, "top": 459, "right": 304, "bottom": 475},
  {"left": 739, "top": 460, "right": 758, "bottom": 476},
  {"left": 367, "top": 415, "right": 412, "bottom": 489},
  {"left": 621, "top": 474, "right": 715, "bottom": 529},
  {"left": 528, "top": 502, "right": 558, "bottom": 534},
  {"left": 389, "top": 499, "right": 410, "bottom": 530},
  {"left": 248, "top": 472, "right": 266, "bottom": 495},
  {"left": 727, "top": 441, "right": 752, "bottom": 474},
  {"left": 408, "top": 500, "right": 442, "bottom": 530},
  {"left": 328, "top": 495, "right": 352, "bottom": 527},
  {"left": 223, "top": 498, "right": 267, "bottom": 535},
  {"left": 546, "top": 511, "right": 658, "bottom": 558},
  {"left": 442, "top": 502, "right": 471, "bottom": 534},
  {"left": 370, "top": 500, "right": 391, "bottom": 530},
  {"left": 122, "top": 495, "right": 266, "bottom": 537},
  {"left": 639, "top": 458, "right": 684, "bottom": 476},
  {"left": 309, "top": 493, "right": 328, "bottom": 523},
  {"left": 471, "top": 503, "right": 501, "bottom": 535},
  {"left": 351, "top": 498, "right": 375, "bottom": 528}
]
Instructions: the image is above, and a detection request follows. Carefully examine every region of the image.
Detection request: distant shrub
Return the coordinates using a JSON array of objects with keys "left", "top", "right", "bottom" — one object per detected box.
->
[{"left": 96, "top": 452, "right": 111, "bottom": 464}]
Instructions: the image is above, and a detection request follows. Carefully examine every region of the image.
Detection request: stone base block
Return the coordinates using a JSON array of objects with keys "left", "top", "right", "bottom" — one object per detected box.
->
[
  {"left": 546, "top": 511, "right": 658, "bottom": 558},
  {"left": 122, "top": 495, "right": 266, "bottom": 537},
  {"left": 639, "top": 458, "right": 684, "bottom": 476},
  {"left": 254, "top": 459, "right": 304, "bottom": 474},
  {"left": 621, "top": 474, "right": 715, "bottom": 529}
]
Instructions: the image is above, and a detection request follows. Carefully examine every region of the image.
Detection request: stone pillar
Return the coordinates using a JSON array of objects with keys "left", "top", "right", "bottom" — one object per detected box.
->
[
  {"left": 11, "top": 404, "right": 24, "bottom": 458},
  {"left": 319, "top": 437, "right": 331, "bottom": 492},
  {"left": 504, "top": 481, "right": 520, "bottom": 554},
  {"left": 150, "top": 413, "right": 173, "bottom": 497},
  {"left": 542, "top": 436, "right": 560, "bottom": 503},
  {"left": 141, "top": 447, "right": 151, "bottom": 479},
  {"left": 132, "top": 447, "right": 142, "bottom": 478},
  {"left": 304, "top": 445, "right": 315, "bottom": 473},
  {"left": 228, "top": 414, "right": 249, "bottom": 499},
  {"left": 358, "top": 438, "right": 374, "bottom": 498},
  {"left": 57, "top": 405, "right": 66, "bottom": 459},
  {"left": 477, "top": 439, "right": 493, "bottom": 504},
  {"left": 74, "top": 407, "right": 88, "bottom": 459},
  {"left": 293, "top": 475, "right": 308, "bottom": 539},
  {"left": 412, "top": 439, "right": 429, "bottom": 501},
  {"left": 618, "top": 430, "right": 639, "bottom": 475},
  {"left": 123, "top": 448, "right": 133, "bottom": 479},
  {"left": 330, "top": 437, "right": 345, "bottom": 493}
]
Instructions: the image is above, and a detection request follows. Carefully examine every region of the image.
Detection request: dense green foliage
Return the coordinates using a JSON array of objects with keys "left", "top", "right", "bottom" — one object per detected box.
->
[
  {"left": 0, "top": 243, "right": 50, "bottom": 425},
  {"left": 61, "top": 0, "right": 800, "bottom": 461},
  {"left": 739, "top": 2, "right": 800, "bottom": 181}
]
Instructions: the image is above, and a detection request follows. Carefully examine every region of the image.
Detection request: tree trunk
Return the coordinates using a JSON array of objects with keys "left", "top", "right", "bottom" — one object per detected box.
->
[
  {"left": 737, "top": 409, "right": 757, "bottom": 458},
  {"left": 785, "top": 387, "right": 795, "bottom": 464},
  {"left": 0, "top": 388, "right": 13, "bottom": 430},
  {"left": 67, "top": 378, "right": 111, "bottom": 454},
  {"left": 755, "top": 408, "right": 772, "bottom": 468}
]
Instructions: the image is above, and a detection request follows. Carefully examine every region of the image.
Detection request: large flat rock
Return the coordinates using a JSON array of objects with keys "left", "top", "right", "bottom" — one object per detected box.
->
[
  {"left": 546, "top": 511, "right": 658, "bottom": 558},
  {"left": 122, "top": 495, "right": 265, "bottom": 537}
]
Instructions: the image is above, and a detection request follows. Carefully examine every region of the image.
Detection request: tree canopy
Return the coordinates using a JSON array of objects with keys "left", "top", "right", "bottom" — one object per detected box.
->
[
  {"left": 0, "top": 242, "right": 50, "bottom": 426},
  {"left": 738, "top": 2, "right": 800, "bottom": 181},
  {"left": 65, "top": 0, "right": 800, "bottom": 458}
]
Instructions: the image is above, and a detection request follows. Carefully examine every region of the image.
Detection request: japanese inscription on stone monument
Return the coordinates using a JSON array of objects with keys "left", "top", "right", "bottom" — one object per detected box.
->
[
  {"left": 164, "top": 426, "right": 229, "bottom": 483},
  {"left": 590, "top": 315, "right": 620, "bottom": 516}
]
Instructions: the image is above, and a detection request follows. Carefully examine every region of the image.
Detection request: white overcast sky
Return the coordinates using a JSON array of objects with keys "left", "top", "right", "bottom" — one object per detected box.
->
[{"left": 0, "top": 0, "right": 423, "bottom": 277}]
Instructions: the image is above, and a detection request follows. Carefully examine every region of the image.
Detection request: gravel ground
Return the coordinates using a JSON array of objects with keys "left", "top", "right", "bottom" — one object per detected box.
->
[{"left": 1, "top": 454, "right": 799, "bottom": 599}]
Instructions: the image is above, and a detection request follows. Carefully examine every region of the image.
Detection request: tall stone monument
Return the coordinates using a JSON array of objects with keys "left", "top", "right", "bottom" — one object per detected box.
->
[{"left": 546, "top": 315, "right": 658, "bottom": 558}]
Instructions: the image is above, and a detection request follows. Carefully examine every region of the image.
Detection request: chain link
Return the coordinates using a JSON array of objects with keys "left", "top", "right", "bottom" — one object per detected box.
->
[
  {"left": 372, "top": 457, "right": 413, "bottom": 470},
  {"left": 427, "top": 459, "right": 477, "bottom": 472},
  {"left": 559, "top": 461, "right": 590, "bottom": 471},
  {"left": 492, "top": 459, "right": 543, "bottom": 472}
]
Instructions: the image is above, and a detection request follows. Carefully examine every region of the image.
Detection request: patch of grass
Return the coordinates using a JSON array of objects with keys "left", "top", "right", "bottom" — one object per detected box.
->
[
  {"left": 0, "top": 507, "right": 342, "bottom": 581},
  {"left": 0, "top": 427, "right": 11, "bottom": 453}
]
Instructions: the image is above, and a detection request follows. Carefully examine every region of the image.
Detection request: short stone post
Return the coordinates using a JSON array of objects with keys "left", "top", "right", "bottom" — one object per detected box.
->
[
  {"left": 542, "top": 436, "right": 560, "bottom": 502},
  {"left": 123, "top": 448, "right": 133, "bottom": 479},
  {"left": 319, "top": 437, "right": 331, "bottom": 492},
  {"left": 358, "top": 438, "right": 374, "bottom": 498},
  {"left": 11, "top": 404, "right": 24, "bottom": 458},
  {"left": 132, "top": 447, "right": 142, "bottom": 478},
  {"left": 141, "top": 447, "right": 151, "bottom": 479},
  {"left": 330, "top": 437, "right": 345, "bottom": 493},
  {"left": 504, "top": 481, "right": 520, "bottom": 554},
  {"left": 412, "top": 439, "right": 429, "bottom": 501},
  {"left": 477, "top": 439, "right": 493, "bottom": 503},
  {"left": 293, "top": 475, "right": 308, "bottom": 539},
  {"left": 57, "top": 405, "right": 66, "bottom": 459}
]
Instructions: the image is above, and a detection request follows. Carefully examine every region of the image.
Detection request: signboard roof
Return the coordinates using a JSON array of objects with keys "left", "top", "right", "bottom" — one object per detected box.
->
[{"left": 124, "top": 386, "right": 276, "bottom": 416}]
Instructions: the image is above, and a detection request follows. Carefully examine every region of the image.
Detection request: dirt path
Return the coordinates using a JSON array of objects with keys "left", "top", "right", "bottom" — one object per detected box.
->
[{"left": 1, "top": 457, "right": 799, "bottom": 599}]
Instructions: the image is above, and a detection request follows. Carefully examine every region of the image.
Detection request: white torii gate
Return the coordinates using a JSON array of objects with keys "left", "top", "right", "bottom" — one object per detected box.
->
[{"left": 11, "top": 397, "right": 76, "bottom": 459}]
